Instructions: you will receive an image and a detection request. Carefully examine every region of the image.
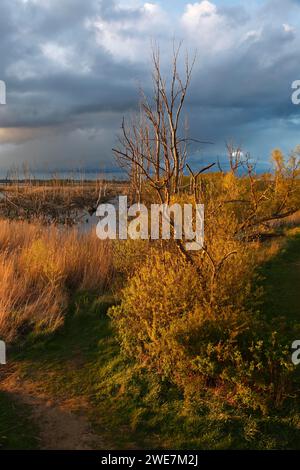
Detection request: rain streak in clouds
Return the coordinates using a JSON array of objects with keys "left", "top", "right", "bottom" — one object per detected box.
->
[{"left": 0, "top": 0, "right": 300, "bottom": 172}]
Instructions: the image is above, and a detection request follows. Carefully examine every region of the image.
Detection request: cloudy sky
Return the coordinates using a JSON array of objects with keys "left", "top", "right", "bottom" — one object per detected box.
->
[{"left": 0, "top": 0, "right": 300, "bottom": 173}]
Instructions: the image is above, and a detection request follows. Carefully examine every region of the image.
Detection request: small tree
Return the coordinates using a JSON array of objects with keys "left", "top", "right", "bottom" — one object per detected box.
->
[
  {"left": 113, "top": 43, "right": 215, "bottom": 202},
  {"left": 113, "top": 44, "right": 216, "bottom": 274}
]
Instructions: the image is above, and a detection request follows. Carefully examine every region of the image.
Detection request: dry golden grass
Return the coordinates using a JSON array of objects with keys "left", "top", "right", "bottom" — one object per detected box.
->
[
  {"left": 0, "top": 219, "right": 113, "bottom": 342},
  {"left": 0, "top": 181, "right": 128, "bottom": 224}
]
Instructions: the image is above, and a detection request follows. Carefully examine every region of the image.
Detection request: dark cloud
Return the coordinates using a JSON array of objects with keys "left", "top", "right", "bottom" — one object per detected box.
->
[{"left": 0, "top": 0, "right": 299, "bottom": 171}]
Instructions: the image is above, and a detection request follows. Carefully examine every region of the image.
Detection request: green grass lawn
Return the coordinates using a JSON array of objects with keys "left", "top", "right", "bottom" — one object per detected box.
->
[
  {"left": 260, "top": 229, "right": 300, "bottom": 332},
  {"left": 1, "top": 231, "right": 300, "bottom": 450},
  {"left": 0, "top": 391, "right": 38, "bottom": 449}
]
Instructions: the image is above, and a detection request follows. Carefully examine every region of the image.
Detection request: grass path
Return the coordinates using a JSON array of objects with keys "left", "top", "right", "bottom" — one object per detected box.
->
[
  {"left": 0, "top": 386, "right": 38, "bottom": 449},
  {"left": 0, "top": 233, "right": 300, "bottom": 450},
  {"left": 0, "top": 295, "right": 122, "bottom": 450},
  {"left": 0, "top": 367, "right": 106, "bottom": 450},
  {"left": 260, "top": 229, "right": 300, "bottom": 332}
]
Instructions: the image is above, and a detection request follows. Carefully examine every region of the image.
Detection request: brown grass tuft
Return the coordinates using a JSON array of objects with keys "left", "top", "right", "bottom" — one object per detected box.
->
[{"left": 0, "top": 219, "right": 113, "bottom": 342}]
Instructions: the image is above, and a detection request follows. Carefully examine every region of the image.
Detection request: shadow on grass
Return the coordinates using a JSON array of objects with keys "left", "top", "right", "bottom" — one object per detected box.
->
[
  {"left": 259, "top": 231, "right": 300, "bottom": 333},
  {"left": 0, "top": 389, "right": 38, "bottom": 449}
]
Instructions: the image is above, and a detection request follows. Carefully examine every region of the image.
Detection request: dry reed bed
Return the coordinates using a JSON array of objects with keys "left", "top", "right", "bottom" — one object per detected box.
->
[
  {"left": 0, "top": 219, "right": 113, "bottom": 342},
  {"left": 0, "top": 181, "right": 128, "bottom": 224}
]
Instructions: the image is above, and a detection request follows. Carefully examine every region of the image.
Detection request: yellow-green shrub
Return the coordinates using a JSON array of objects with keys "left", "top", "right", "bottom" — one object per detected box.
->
[{"left": 109, "top": 250, "right": 294, "bottom": 411}]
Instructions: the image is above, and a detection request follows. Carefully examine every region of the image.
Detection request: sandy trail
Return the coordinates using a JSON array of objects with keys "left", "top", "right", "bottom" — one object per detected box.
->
[{"left": 0, "top": 367, "right": 106, "bottom": 450}]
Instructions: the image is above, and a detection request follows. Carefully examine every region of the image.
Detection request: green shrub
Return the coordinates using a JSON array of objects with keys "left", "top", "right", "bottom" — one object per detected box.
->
[{"left": 109, "top": 251, "right": 295, "bottom": 412}]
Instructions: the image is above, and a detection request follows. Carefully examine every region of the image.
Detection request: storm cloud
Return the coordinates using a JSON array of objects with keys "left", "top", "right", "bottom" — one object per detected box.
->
[{"left": 0, "top": 0, "right": 300, "bottom": 172}]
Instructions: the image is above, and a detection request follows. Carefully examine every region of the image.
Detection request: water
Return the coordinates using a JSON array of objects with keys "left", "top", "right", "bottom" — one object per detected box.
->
[
  {"left": 77, "top": 196, "right": 120, "bottom": 234},
  {"left": 0, "top": 169, "right": 127, "bottom": 182},
  {"left": 78, "top": 211, "right": 99, "bottom": 234}
]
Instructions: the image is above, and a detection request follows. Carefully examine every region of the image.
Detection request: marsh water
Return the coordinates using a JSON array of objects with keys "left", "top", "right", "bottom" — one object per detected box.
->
[{"left": 73, "top": 195, "right": 120, "bottom": 234}]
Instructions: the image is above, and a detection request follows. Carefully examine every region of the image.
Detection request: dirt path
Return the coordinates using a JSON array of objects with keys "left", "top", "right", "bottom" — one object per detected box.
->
[{"left": 0, "top": 367, "right": 106, "bottom": 450}]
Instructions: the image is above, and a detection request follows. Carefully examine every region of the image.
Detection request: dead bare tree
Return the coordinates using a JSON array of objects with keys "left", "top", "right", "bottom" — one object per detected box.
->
[
  {"left": 113, "top": 43, "right": 199, "bottom": 203},
  {"left": 226, "top": 141, "right": 243, "bottom": 175},
  {"left": 113, "top": 45, "right": 220, "bottom": 277}
]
